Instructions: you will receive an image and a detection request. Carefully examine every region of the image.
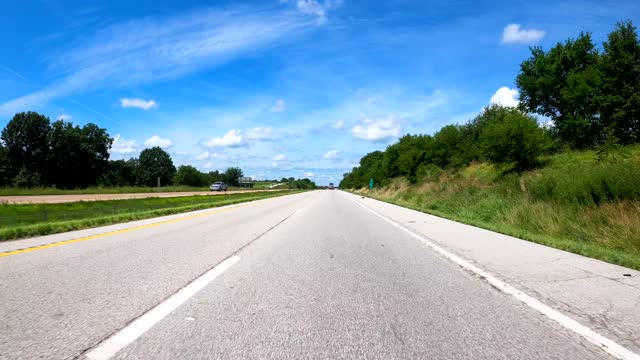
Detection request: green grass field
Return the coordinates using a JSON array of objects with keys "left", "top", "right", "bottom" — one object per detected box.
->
[
  {"left": 0, "top": 185, "right": 215, "bottom": 196},
  {"left": 252, "top": 182, "right": 280, "bottom": 189},
  {"left": 0, "top": 184, "right": 292, "bottom": 195},
  {"left": 354, "top": 145, "right": 640, "bottom": 270},
  {"left": 0, "top": 191, "right": 299, "bottom": 241}
]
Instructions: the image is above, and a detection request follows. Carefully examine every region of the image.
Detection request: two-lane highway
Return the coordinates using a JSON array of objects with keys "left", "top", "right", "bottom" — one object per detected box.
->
[{"left": 0, "top": 191, "right": 614, "bottom": 359}]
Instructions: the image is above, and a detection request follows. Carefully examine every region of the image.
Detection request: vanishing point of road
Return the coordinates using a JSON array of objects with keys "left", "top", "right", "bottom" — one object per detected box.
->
[{"left": 0, "top": 190, "right": 631, "bottom": 359}]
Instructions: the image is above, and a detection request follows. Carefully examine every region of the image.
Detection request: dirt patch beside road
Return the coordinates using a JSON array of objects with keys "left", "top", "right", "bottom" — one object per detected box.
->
[{"left": 0, "top": 190, "right": 285, "bottom": 204}]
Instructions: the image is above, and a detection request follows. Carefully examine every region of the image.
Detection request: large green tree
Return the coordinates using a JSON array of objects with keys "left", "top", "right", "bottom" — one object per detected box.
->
[
  {"left": 599, "top": 21, "right": 640, "bottom": 144},
  {"left": 48, "top": 120, "right": 112, "bottom": 188},
  {"left": 0, "top": 144, "right": 10, "bottom": 186},
  {"left": 516, "top": 32, "right": 602, "bottom": 148},
  {"left": 137, "top": 147, "right": 176, "bottom": 186},
  {"left": 223, "top": 167, "right": 243, "bottom": 186},
  {"left": 1, "top": 112, "right": 51, "bottom": 186}
]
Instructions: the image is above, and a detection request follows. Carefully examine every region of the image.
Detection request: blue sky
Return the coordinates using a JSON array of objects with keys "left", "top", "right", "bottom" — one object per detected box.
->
[{"left": 1, "top": 0, "right": 639, "bottom": 185}]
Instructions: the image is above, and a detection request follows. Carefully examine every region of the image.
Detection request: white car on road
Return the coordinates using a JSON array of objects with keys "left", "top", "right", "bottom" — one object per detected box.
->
[{"left": 209, "top": 182, "right": 228, "bottom": 191}]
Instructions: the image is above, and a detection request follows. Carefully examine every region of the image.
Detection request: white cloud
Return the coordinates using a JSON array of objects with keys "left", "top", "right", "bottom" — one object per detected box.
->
[
  {"left": 351, "top": 115, "right": 401, "bottom": 142},
  {"left": 303, "top": 171, "right": 315, "bottom": 178},
  {"left": 490, "top": 87, "right": 520, "bottom": 107},
  {"left": 280, "top": 0, "right": 341, "bottom": 24},
  {"left": 199, "top": 151, "right": 228, "bottom": 163},
  {"left": 246, "top": 127, "right": 276, "bottom": 140},
  {"left": 57, "top": 114, "right": 72, "bottom": 121},
  {"left": 501, "top": 24, "right": 545, "bottom": 44},
  {"left": 196, "top": 151, "right": 210, "bottom": 160},
  {"left": 211, "top": 152, "right": 229, "bottom": 161},
  {"left": 272, "top": 154, "right": 287, "bottom": 161},
  {"left": 144, "top": 135, "right": 173, "bottom": 148},
  {"left": 322, "top": 150, "right": 341, "bottom": 159},
  {"left": 271, "top": 99, "right": 286, "bottom": 112},
  {"left": 121, "top": 98, "right": 158, "bottom": 110},
  {"left": 110, "top": 135, "right": 139, "bottom": 154},
  {"left": 206, "top": 129, "right": 245, "bottom": 148},
  {"left": 0, "top": 7, "right": 315, "bottom": 114},
  {"left": 330, "top": 120, "right": 344, "bottom": 130}
]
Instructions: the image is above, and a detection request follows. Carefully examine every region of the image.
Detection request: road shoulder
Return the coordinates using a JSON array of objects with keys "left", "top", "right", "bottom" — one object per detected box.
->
[{"left": 344, "top": 191, "right": 640, "bottom": 354}]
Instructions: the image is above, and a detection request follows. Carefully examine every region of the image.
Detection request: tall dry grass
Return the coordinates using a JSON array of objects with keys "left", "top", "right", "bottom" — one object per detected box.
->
[{"left": 355, "top": 150, "right": 640, "bottom": 270}]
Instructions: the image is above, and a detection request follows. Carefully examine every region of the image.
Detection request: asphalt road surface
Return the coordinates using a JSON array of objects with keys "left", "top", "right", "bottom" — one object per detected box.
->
[{"left": 0, "top": 191, "right": 613, "bottom": 359}]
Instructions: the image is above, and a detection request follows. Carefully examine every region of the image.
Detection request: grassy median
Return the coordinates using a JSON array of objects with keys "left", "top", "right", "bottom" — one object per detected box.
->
[
  {"left": 0, "top": 191, "right": 300, "bottom": 241},
  {"left": 0, "top": 185, "right": 228, "bottom": 195},
  {"left": 353, "top": 147, "right": 640, "bottom": 271}
]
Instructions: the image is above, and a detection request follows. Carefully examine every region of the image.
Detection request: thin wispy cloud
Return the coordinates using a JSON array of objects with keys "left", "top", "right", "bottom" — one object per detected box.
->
[
  {"left": 0, "top": 65, "right": 28, "bottom": 81},
  {"left": 121, "top": 98, "right": 158, "bottom": 110},
  {"left": 271, "top": 153, "right": 288, "bottom": 168},
  {"left": 57, "top": 114, "right": 72, "bottom": 121},
  {"left": 246, "top": 127, "right": 276, "bottom": 140},
  {"left": 330, "top": 120, "right": 344, "bottom": 130},
  {"left": 322, "top": 150, "right": 341, "bottom": 159},
  {"left": 199, "top": 152, "right": 229, "bottom": 162},
  {"left": 196, "top": 151, "right": 210, "bottom": 160},
  {"left": 283, "top": 0, "right": 343, "bottom": 24},
  {"left": 0, "top": 7, "right": 317, "bottom": 115},
  {"left": 69, "top": 99, "right": 118, "bottom": 124},
  {"left": 501, "top": 24, "right": 545, "bottom": 44},
  {"left": 271, "top": 99, "right": 286, "bottom": 112},
  {"left": 211, "top": 152, "right": 229, "bottom": 161}
]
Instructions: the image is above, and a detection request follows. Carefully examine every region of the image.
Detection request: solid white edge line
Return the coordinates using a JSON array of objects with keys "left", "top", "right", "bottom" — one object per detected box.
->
[
  {"left": 86, "top": 256, "right": 240, "bottom": 360},
  {"left": 348, "top": 196, "right": 640, "bottom": 360}
]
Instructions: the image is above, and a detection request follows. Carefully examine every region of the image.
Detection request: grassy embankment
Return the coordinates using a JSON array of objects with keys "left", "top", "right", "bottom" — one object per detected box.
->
[
  {"left": 0, "top": 190, "right": 300, "bottom": 241},
  {"left": 253, "top": 182, "right": 286, "bottom": 189},
  {"left": 354, "top": 145, "right": 640, "bottom": 270}
]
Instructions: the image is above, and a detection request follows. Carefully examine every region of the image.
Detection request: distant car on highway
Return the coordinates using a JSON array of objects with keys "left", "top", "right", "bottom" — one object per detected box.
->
[
  {"left": 210, "top": 182, "right": 228, "bottom": 192},
  {"left": 328, "top": 183, "right": 334, "bottom": 190}
]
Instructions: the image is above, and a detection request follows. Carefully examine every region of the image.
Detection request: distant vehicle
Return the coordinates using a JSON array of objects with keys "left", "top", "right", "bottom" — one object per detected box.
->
[
  {"left": 328, "top": 183, "right": 334, "bottom": 189},
  {"left": 210, "top": 182, "right": 228, "bottom": 192}
]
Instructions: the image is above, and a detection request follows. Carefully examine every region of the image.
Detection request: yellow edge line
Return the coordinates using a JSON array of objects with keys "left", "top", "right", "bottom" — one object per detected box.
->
[{"left": 0, "top": 201, "right": 260, "bottom": 258}]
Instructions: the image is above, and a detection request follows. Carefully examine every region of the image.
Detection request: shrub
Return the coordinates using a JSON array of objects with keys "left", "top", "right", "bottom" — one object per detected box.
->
[
  {"left": 479, "top": 108, "right": 550, "bottom": 170},
  {"left": 416, "top": 164, "right": 441, "bottom": 182}
]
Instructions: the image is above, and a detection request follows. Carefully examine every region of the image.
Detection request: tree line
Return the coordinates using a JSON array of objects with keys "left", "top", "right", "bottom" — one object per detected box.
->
[
  {"left": 341, "top": 21, "right": 640, "bottom": 189},
  {"left": 0, "top": 111, "right": 315, "bottom": 189},
  {"left": 340, "top": 105, "right": 550, "bottom": 188}
]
